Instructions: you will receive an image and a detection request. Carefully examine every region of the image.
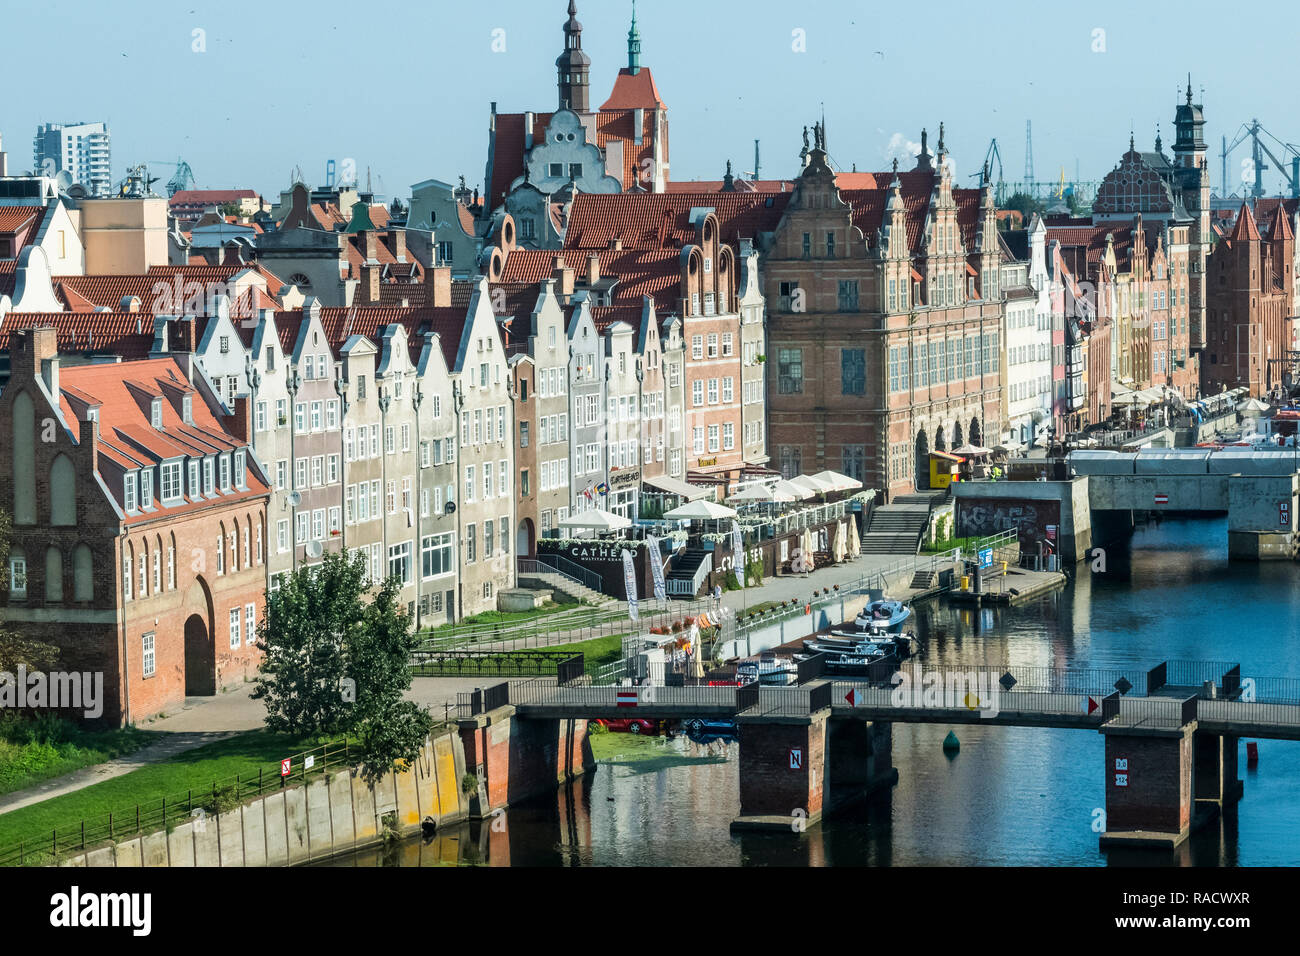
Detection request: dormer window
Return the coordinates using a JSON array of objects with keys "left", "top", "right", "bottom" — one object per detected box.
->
[
  {"left": 182, "top": 395, "right": 193, "bottom": 424},
  {"left": 141, "top": 468, "right": 154, "bottom": 509},
  {"left": 124, "top": 472, "right": 139, "bottom": 512},
  {"left": 234, "top": 450, "right": 247, "bottom": 490},
  {"left": 188, "top": 459, "right": 200, "bottom": 499},
  {"left": 203, "top": 457, "right": 215, "bottom": 495},
  {"left": 151, "top": 398, "right": 163, "bottom": 429},
  {"left": 219, "top": 454, "right": 231, "bottom": 492}
]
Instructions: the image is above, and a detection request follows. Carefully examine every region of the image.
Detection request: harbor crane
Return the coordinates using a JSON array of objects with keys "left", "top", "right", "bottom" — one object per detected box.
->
[{"left": 1220, "top": 120, "right": 1300, "bottom": 199}]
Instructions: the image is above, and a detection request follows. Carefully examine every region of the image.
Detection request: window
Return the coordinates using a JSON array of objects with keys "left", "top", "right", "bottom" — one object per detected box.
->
[
  {"left": 707, "top": 379, "right": 719, "bottom": 404},
  {"left": 500, "top": 518, "right": 509, "bottom": 556},
  {"left": 245, "top": 603, "right": 256, "bottom": 645},
  {"left": 219, "top": 455, "right": 230, "bottom": 492},
  {"left": 142, "top": 633, "right": 155, "bottom": 678},
  {"left": 778, "top": 348, "right": 803, "bottom": 393},
  {"left": 311, "top": 456, "right": 323, "bottom": 488},
  {"left": 466, "top": 524, "right": 476, "bottom": 563},
  {"left": 722, "top": 377, "right": 734, "bottom": 403},
  {"left": 256, "top": 402, "right": 267, "bottom": 432},
  {"left": 708, "top": 425, "right": 720, "bottom": 453},
  {"left": 294, "top": 403, "right": 306, "bottom": 432},
  {"left": 327, "top": 455, "right": 339, "bottom": 484},
  {"left": 229, "top": 608, "right": 241, "bottom": 649},
  {"left": 296, "top": 513, "right": 309, "bottom": 545},
  {"left": 8, "top": 555, "right": 26, "bottom": 598},
  {"left": 826, "top": 232, "right": 836, "bottom": 258},
  {"left": 707, "top": 334, "right": 719, "bottom": 358},
  {"left": 723, "top": 423, "right": 735, "bottom": 450},
  {"left": 838, "top": 280, "right": 859, "bottom": 311},
  {"left": 842, "top": 348, "right": 866, "bottom": 395},
  {"left": 150, "top": 398, "right": 163, "bottom": 428},
  {"left": 465, "top": 466, "right": 475, "bottom": 503},
  {"left": 483, "top": 462, "right": 494, "bottom": 500},
  {"left": 484, "top": 520, "right": 494, "bottom": 559},
  {"left": 124, "top": 473, "right": 138, "bottom": 513},
  {"left": 385, "top": 426, "right": 396, "bottom": 455},
  {"left": 692, "top": 335, "right": 703, "bottom": 360},
  {"left": 388, "top": 541, "right": 413, "bottom": 586},
  {"left": 722, "top": 332, "right": 734, "bottom": 357},
  {"left": 499, "top": 459, "right": 508, "bottom": 496},
  {"left": 421, "top": 532, "right": 454, "bottom": 579}
]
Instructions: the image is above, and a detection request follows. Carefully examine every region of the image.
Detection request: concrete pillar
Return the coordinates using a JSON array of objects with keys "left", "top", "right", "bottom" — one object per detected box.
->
[
  {"left": 1194, "top": 731, "right": 1242, "bottom": 809},
  {"left": 731, "top": 712, "right": 827, "bottom": 832},
  {"left": 1099, "top": 722, "right": 1196, "bottom": 849}
]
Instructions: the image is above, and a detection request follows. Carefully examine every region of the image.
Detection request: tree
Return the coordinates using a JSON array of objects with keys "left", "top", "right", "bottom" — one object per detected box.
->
[
  {"left": 1001, "top": 192, "right": 1046, "bottom": 222},
  {"left": 0, "top": 509, "right": 60, "bottom": 673},
  {"left": 252, "top": 550, "right": 433, "bottom": 780}
]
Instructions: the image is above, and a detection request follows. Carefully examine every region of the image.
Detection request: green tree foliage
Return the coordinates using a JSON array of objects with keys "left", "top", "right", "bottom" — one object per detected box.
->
[
  {"left": 1001, "top": 192, "right": 1046, "bottom": 221},
  {"left": 253, "top": 551, "right": 433, "bottom": 778},
  {"left": 0, "top": 510, "right": 60, "bottom": 673}
]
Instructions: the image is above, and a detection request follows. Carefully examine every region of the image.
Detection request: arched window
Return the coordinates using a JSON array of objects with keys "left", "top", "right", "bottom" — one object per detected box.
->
[
  {"left": 123, "top": 543, "right": 133, "bottom": 601},
  {"left": 167, "top": 534, "right": 176, "bottom": 590},
  {"left": 11, "top": 391, "right": 36, "bottom": 525},
  {"left": 216, "top": 525, "right": 225, "bottom": 575},
  {"left": 153, "top": 535, "right": 163, "bottom": 593},
  {"left": 230, "top": 518, "right": 240, "bottom": 572},
  {"left": 50, "top": 455, "right": 76, "bottom": 525},
  {"left": 74, "top": 544, "right": 94, "bottom": 601},
  {"left": 45, "top": 547, "right": 63, "bottom": 602}
]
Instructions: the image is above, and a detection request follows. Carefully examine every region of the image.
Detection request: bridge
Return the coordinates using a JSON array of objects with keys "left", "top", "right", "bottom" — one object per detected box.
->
[
  {"left": 455, "top": 657, "right": 1300, "bottom": 850},
  {"left": 952, "top": 447, "right": 1299, "bottom": 562}
]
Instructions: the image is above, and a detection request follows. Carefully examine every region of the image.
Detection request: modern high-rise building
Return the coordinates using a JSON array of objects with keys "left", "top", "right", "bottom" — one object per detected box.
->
[{"left": 33, "top": 121, "right": 112, "bottom": 196}]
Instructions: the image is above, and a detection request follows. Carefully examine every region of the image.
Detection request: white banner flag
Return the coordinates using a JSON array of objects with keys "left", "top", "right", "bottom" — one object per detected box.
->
[
  {"left": 647, "top": 535, "right": 667, "bottom": 602},
  {"left": 730, "top": 520, "right": 745, "bottom": 590},
  {"left": 622, "top": 548, "right": 639, "bottom": 621}
]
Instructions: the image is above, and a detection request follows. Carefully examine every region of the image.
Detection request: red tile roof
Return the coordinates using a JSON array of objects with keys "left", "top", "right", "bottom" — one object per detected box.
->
[
  {"left": 277, "top": 305, "right": 470, "bottom": 370},
  {"left": 0, "top": 311, "right": 156, "bottom": 358},
  {"left": 52, "top": 357, "right": 267, "bottom": 524},
  {"left": 664, "top": 180, "right": 792, "bottom": 194},
  {"left": 169, "top": 189, "right": 259, "bottom": 207},
  {"left": 0, "top": 205, "right": 45, "bottom": 236},
  {"left": 600, "top": 67, "right": 667, "bottom": 111},
  {"left": 563, "top": 192, "right": 789, "bottom": 252},
  {"left": 1230, "top": 202, "right": 1261, "bottom": 241}
]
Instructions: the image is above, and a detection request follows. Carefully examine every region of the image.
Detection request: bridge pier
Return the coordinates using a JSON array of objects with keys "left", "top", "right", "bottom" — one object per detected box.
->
[
  {"left": 458, "top": 706, "right": 596, "bottom": 820},
  {"left": 731, "top": 712, "right": 897, "bottom": 833},
  {"left": 1099, "top": 721, "right": 1196, "bottom": 850},
  {"left": 1194, "top": 730, "right": 1243, "bottom": 812}
]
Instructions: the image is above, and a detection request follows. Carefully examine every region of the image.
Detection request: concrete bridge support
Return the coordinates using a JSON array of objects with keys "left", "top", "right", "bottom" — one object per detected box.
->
[
  {"left": 458, "top": 706, "right": 596, "bottom": 819},
  {"left": 1194, "top": 730, "right": 1243, "bottom": 811},
  {"left": 825, "top": 718, "right": 898, "bottom": 811},
  {"left": 1099, "top": 722, "right": 1195, "bottom": 849}
]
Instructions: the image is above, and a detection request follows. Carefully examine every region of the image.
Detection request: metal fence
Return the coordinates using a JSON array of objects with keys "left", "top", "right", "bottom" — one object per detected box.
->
[
  {"left": 0, "top": 736, "right": 388, "bottom": 868},
  {"left": 520, "top": 554, "right": 604, "bottom": 593},
  {"left": 410, "top": 649, "right": 584, "bottom": 679}
]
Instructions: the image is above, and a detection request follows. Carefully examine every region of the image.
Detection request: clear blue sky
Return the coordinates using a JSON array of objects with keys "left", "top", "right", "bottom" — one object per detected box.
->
[{"left": 4, "top": 0, "right": 1292, "bottom": 202}]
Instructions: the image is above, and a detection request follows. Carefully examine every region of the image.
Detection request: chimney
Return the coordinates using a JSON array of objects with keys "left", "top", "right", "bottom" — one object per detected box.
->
[
  {"left": 608, "top": 238, "right": 622, "bottom": 251},
  {"left": 552, "top": 255, "right": 575, "bottom": 297},
  {"left": 426, "top": 266, "right": 452, "bottom": 308},
  {"left": 15, "top": 328, "right": 59, "bottom": 387},
  {"left": 228, "top": 395, "right": 251, "bottom": 444},
  {"left": 587, "top": 253, "right": 600, "bottom": 285},
  {"left": 392, "top": 229, "right": 407, "bottom": 261},
  {"left": 363, "top": 229, "right": 378, "bottom": 263},
  {"left": 361, "top": 264, "right": 379, "bottom": 304},
  {"left": 42, "top": 355, "right": 59, "bottom": 398},
  {"left": 524, "top": 112, "right": 535, "bottom": 151}
]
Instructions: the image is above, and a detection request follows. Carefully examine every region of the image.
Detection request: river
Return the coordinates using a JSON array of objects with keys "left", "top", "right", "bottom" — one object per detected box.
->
[{"left": 322, "top": 516, "right": 1300, "bottom": 866}]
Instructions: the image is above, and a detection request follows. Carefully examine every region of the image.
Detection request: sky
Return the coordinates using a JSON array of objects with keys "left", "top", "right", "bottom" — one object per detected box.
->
[{"left": 4, "top": 0, "right": 1296, "bottom": 203}]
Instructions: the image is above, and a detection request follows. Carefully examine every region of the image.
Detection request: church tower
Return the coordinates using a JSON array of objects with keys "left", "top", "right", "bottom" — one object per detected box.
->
[
  {"left": 557, "top": 1, "right": 591, "bottom": 112},
  {"left": 1174, "top": 77, "right": 1210, "bottom": 351}
]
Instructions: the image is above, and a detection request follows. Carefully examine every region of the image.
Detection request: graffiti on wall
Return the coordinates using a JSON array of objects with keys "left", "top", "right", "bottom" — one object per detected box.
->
[{"left": 957, "top": 497, "right": 1060, "bottom": 548}]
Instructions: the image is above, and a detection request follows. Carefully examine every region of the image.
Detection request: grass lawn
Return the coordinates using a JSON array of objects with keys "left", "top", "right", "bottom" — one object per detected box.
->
[
  {"left": 0, "top": 729, "right": 339, "bottom": 854},
  {"left": 544, "top": 633, "right": 625, "bottom": 669},
  {"left": 588, "top": 729, "right": 730, "bottom": 774},
  {"left": 922, "top": 535, "right": 987, "bottom": 554},
  {"left": 0, "top": 717, "right": 156, "bottom": 798}
]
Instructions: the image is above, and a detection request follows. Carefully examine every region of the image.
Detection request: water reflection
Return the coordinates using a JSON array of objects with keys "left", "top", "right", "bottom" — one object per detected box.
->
[{"left": 322, "top": 518, "right": 1299, "bottom": 867}]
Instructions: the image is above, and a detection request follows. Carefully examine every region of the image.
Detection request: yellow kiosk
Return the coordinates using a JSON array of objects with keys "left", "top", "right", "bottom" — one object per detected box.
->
[{"left": 929, "top": 450, "right": 964, "bottom": 489}]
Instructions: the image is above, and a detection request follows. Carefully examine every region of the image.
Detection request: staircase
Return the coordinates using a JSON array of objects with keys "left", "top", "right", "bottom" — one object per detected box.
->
[
  {"left": 666, "top": 548, "right": 712, "bottom": 597},
  {"left": 515, "top": 559, "right": 616, "bottom": 607},
  {"left": 909, "top": 569, "right": 937, "bottom": 590},
  {"left": 860, "top": 490, "right": 948, "bottom": 556}
]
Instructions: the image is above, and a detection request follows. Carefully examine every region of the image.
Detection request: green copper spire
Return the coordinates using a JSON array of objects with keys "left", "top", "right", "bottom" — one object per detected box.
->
[{"left": 627, "top": 0, "right": 641, "bottom": 74}]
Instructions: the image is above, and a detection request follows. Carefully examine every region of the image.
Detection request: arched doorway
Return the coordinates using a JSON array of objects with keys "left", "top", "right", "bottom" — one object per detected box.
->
[
  {"left": 914, "top": 429, "right": 930, "bottom": 490},
  {"left": 970, "top": 417, "right": 982, "bottom": 447},
  {"left": 934, "top": 425, "right": 946, "bottom": 452},
  {"left": 516, "top": 518, "right": 535, "bottom": 559},
  {"left": 184, "top": 614, "right": 215, "bottom": 696},
  {"left": 952, "top": 421, "right": 964, "bottom": 447},
  {"left": 182, "top": 575, "right": 215, "bottom": 696}
]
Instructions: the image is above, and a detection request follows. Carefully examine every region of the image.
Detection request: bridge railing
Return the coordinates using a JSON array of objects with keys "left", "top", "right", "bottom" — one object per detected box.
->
[
  {"left": 1197, "top": 696, "right": 1300, "bottom": 730},
  {"left": 913, "top": 662, "right": 1149, "bottom": 698}
]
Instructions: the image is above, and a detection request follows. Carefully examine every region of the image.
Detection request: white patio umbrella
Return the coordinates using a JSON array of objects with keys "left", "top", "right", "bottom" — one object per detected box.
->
[
  {"left": 557, "top": 509, "right": 632, "bottom": 532},
  {"left": 790, "top": 474, "right": 835, "bottom": 495},
  {"left": 1238, "top": 397, "right": 1271, "bottom": 416},
  {"left": 663, "top": 499, "right": 738, "bottom": 521},
  {"left": 951, "top": 443, "right": 992, "bottom": 457},
  {"left": 802, "top": 528, "right": 816, "bottom": 568},
  {"left": 848, "top": 522, "right": 862, "bottom": 558},
  {"left": 809, "top": 470, "right": 863, "bottom": 493},
  {"left": 772, "top": 478, "right": 816, "bottom": 501},
  {"left": 996, "top": 438, "right": 1025, "bottom": 452},
  {"left": 728, "top": 483, "right": 794, "bottom": 503},
  {"left": 1110, "top": 381, "right": 1134, "bottom": 398},
  {"left": 832, "top": 522, "right": 847, "bottom": 562},
  {"left": 1112, "top": 392, "right": 1149, "bottom": 407}
]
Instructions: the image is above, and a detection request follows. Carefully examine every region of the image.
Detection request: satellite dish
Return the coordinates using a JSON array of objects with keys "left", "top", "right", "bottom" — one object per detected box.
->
[
  {"left": 444, "top": 501, "right": 456, "bottom": 515},
  {"left": 286, "top": 490, "right": 302, "bottom": 507},
  {"left": 305, "top": 540, "right": 323, "bottom": 559},
  {"left": 54, "top": 169, "right": 73, "bottom": 191}
]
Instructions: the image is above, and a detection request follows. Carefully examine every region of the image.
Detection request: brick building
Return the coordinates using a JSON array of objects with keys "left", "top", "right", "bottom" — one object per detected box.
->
[
  {"left": 0, "top": 329, "right": 269, "bottom": 724},
  {"left": 1203, "top": 201, "right": 1296, "bottom": 397},
  {"left": 763, "top": 129, "right": 1003, "bottom": 496}
]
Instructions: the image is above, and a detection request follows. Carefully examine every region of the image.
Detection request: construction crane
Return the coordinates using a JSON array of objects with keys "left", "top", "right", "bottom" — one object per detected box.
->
[
  {"left": 113, "top": 164, "right": 161, "bottom": 199},
  {"left": 968, "top": 138, "right": 1006, "bottom": 203},
  {"left": 1220, "top": 120, "right": 1300, "bottom": 199},
  {"left": 145, "top": 158, "right": 196, "bottom": 197}
]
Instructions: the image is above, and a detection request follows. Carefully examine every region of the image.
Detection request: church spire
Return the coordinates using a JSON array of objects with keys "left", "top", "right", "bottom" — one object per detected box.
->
[
  {"left": 627, "top": 0, "right": 641, "bottom": 74},
  {"left": 557, "top": 1, "right": 591, "bottom": 112}
]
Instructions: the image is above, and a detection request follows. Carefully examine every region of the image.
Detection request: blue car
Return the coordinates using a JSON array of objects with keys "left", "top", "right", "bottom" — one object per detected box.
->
[{"left": 682, "top": 718, "right": 738, "bottom": 740}]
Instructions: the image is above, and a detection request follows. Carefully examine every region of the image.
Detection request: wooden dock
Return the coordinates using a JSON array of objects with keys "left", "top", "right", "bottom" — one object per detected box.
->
[{"left": 946, "top": 567, "right": 1067, "bottom": 607}]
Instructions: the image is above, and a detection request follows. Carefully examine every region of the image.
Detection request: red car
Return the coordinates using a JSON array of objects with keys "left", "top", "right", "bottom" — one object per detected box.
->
[{"left": 590, "top": 718, "right": 658, "bottom": 735}]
